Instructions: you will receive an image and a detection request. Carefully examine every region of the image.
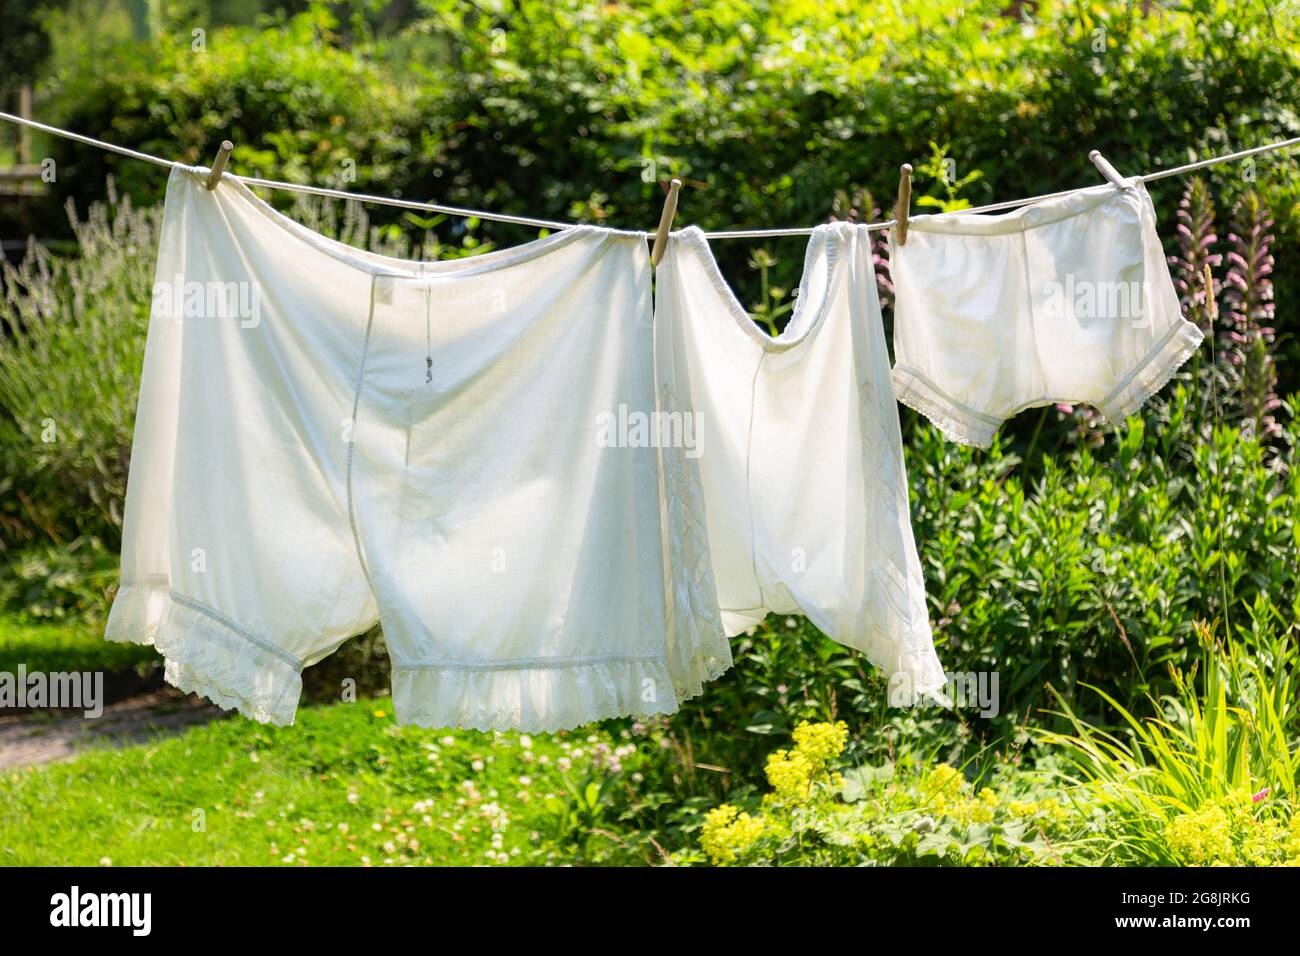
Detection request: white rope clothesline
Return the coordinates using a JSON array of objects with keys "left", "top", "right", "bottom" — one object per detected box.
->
[{"left": 1, "top": 110, "right": 1298, "bottom": 239}]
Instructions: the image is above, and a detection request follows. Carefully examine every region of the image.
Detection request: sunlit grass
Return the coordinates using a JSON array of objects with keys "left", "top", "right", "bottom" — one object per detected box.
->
[{"left": 1, "top": 697, "right": 618, "bottom": 866}]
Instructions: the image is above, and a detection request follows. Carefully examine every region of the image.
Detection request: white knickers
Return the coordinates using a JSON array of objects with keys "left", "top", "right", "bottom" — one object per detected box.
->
[
  {"left": 655, "top": 223, "right": 946, "bottom": 702},
  {"left": 889, "top": 179, "right": 1204, "bottom": 447},
  {"left": 105, "top": 165, "right": 730, "bottom": 731}
]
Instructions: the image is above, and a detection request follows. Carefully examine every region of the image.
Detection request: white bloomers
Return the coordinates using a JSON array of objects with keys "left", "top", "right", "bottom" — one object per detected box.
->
[
  {"left": 655, "top": 223, "right": 946, "bottom": 702},
  {"left": 105, "top": 164, "right": 730, "bottom": 732},
  {"left": 890, "top": 178, "right": 1204, "bottom": 447}
]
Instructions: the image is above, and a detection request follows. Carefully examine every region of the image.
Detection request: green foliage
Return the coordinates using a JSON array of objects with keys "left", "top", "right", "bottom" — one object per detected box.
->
[
  {"left": 22, "top": 1, "right": 1300, "bottom": 383},
  {"left": 0, "top": 538, "right": 120, "bottom": 621},
  {"left": 0, "top": 0, "right": 58, "bottom": 96},
  {"left": 27, "top": 6, "right": 419, "bottom": 236},
  {"left": 1039, "top": 621, "right": 1300, "bottom": 865},
  {"left": 684, "top": 721, "right": 1076, "bottom": 866},
  {"left": 906, "top": 386, "right": 1300, "bottom": 731}
]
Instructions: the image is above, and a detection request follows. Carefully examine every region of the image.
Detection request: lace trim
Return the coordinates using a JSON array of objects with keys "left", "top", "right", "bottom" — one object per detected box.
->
[
  {"left": 390, "top": 658, "right": 680, "bottom": 733},
  {"left": 658, "top": 382, "right": 734, "bottom": 704},
  {"left": 891, "top": 365, "right": 1000, "bottom": 449},
  {"left": 104, "top": 578, "right": 172, "bottom": 647},
  {"left": 1098, "top": 320, "right": 1205, "bottom": 422},
  {"left": 153, "top": 595, "right": 303, "bottom": 725},
  {"left": 857, "top": 368, "right": 949, "bottom": 705}
]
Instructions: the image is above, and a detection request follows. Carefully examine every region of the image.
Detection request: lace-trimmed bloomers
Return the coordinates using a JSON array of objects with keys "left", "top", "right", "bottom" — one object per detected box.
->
[
  {"left": 107, "top": 165, "right": 730, "bottom": 732},
  {"left": 890, "top": 179, "right": 1203, "bottom": 448}
]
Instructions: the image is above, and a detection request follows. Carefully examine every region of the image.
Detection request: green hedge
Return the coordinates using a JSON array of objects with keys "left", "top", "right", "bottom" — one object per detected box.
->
[{"left": 18, "top": 2, "right": 1300, "bottom": 384}]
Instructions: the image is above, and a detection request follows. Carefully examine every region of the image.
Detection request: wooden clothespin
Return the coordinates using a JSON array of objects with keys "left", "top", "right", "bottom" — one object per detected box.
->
[
  {"left": 650, "top": 178, "right": 682, "bottom": 268},
  {"left": 895, "top": 163, "right": 913, "bottom": 246},
  {"left": 205, "top": 140, "right": 234, "bottom": 191},
  {"left": 1087, "top": 150, "right": 1127, "bottom": 188}
]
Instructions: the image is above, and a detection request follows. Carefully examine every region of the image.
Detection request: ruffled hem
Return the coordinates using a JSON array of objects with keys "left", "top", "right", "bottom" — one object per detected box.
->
[
  {"left": 104, "top": 578, "right": 171, "bottom": 646},
  {"left": 1098, "top": 320, "right": 1205, "bottom": 422},
  {"left": 390, "top": 657, "right": 681, "bottom": 733},
  {"left": 107, "top": 587, "right": 305, "bottom": 725},
  {"left": 154, "top": 598, "right": 303, "bottom": 725},
  {"left": 891, "top": 366, "right": 1000, "bottom": 449},
  {"left": 666, "top": 632, "right": 733, "bottom": 705}
]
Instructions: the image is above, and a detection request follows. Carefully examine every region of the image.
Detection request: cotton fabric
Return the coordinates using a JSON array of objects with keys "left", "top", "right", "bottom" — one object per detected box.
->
[
  {"left": 106, "top": 164, "right": 730, "bottom": 732},
  {"left": 654, "top": 223, "right": 946, "bottom": 702},
  {"left": 890, "top": 179, "right": 1205, "bottom": 448}
]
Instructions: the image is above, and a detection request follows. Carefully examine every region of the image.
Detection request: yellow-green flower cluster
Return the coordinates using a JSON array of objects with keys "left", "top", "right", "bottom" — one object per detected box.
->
[
  {"left": 763, "top": 721, "right": 849, "bottom": 803},
  {"left": 949, "top": 786, "right": 999, "bottom": 824},
  {"left": 1237, "top": 813, "right": 1300, "bottom": 866},
  {"left": 699, "top": 805, "right": 765, "bottom": 865},
  {"left": 911, "top": 765, "right": 1073, "bottom": 834},
  {"left": 1163, "top": 789, "right": 1300, "bottom": 866},
  {"left": 918, "top": 762, "right": 966, "bottom": 813},
  {"left": 1007, "top": 797, "right": 1070, "bottom": 827},
  {"left": 1164, "top": 804, "right": 1233, "bottom": 865}
]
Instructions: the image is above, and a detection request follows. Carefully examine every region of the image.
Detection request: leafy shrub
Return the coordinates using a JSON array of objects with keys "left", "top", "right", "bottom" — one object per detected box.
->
[
  {"left": 24, "top": 2, "right": 1300, "bottom": 385},
  {"left": 28, "top": 7, "right": 420, "bottom": 237},
  {"left": 0, "top": 536, "right": 120, "bottom": 620},
  {"left": 906, "top": 387, "right": 1300, "bottom": 731}
]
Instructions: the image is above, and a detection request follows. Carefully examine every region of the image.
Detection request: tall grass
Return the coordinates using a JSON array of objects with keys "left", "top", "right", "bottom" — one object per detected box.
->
[{"left": 1039, "top": 617, "right": 1300, "bottom": 864}]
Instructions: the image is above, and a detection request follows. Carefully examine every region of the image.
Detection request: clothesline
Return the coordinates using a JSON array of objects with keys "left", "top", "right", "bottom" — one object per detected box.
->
[{"left": 1, "top": 110, "right": 1298, "bottom": 239}]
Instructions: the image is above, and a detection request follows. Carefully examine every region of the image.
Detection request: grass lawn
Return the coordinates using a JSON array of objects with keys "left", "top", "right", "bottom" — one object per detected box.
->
[
  {"left": 0, "top": 616, "right": 156, "bottom": 674},
  {"left": 1, "top": 696, "right": 637, "bottom": 866}
]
